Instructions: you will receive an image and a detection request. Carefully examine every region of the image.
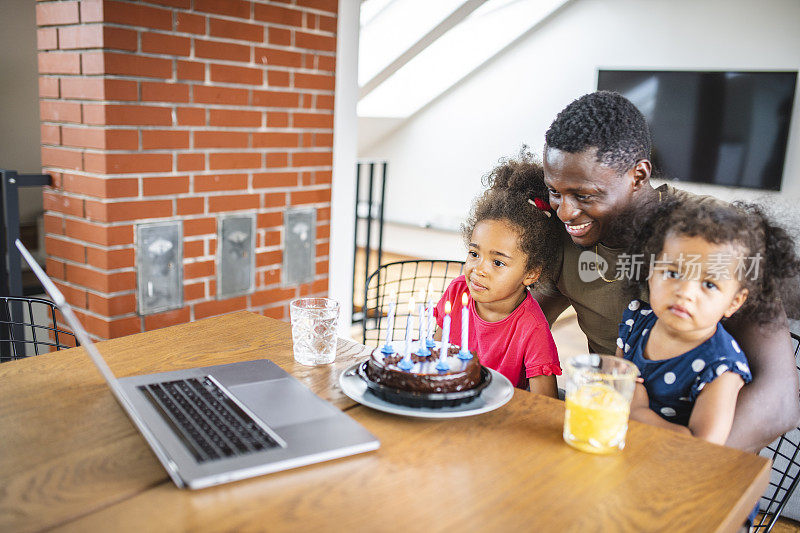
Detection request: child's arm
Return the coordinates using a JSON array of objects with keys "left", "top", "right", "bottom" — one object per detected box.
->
[
  {"left": 616, "top": 348, "right": 692, "bottom": 435},
  {"left": 687, "top": 372, "right": 745, "bottom": 445},
  {"left": 528, "top": 375, "right": 558, "bottom": 398},
  {"left": 628, "top": 382, "right": 692, "bottom": 436}
]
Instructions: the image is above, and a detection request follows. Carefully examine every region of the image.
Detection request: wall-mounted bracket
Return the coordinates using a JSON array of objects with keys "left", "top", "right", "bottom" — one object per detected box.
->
[
  {"left": 137, "top": 221, "right": 183, "bottom": 315},
  {"left": 218, "top": 213, "right": 255, "bottom": 298},
  {"left": 283, "top": 207, "right": 316, "bottom": 286}
]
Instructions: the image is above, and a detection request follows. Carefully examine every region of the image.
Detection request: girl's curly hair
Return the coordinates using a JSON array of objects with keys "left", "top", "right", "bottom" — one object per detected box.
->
[
  {"left": 462, "top": 149, "right": 561, "bottom": 290},
  {"left": 625, "top": 196, "right": 800, "bottom": 324}
]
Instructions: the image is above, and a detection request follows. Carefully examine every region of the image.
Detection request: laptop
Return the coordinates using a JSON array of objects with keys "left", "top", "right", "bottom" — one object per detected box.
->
[{"left": 16, "top": 239, "right": 379, "bottom": 490}]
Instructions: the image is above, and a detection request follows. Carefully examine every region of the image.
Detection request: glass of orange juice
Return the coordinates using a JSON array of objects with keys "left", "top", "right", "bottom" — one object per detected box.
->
[{"left": 563, "top": 354, "right": 639, "bottom": 454}]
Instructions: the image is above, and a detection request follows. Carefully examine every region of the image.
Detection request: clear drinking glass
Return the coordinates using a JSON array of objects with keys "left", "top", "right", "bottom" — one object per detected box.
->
[
  {"left": 563, "top": 354, "right": 639, "bottom": 454},
  {"left": 290, "top": 298, "right": 339, "bottom": 366}
]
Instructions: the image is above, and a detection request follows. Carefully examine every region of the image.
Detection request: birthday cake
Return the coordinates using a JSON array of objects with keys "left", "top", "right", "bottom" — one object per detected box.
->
[{"left": 365, "top": 341, "right": 482, "bottom": 394}]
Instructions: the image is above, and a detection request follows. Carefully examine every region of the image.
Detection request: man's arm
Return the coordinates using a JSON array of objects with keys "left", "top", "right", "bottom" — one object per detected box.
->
[
  {"left": 725, "top": 306, "right": 800, "bottom": 452},
  {"left": 530, "top": 288, "right": 571, "bottom": 328}
]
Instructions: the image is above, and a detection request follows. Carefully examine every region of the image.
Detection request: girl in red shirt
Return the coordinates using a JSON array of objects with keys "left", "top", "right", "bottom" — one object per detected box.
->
[{"left": 435, "top": 151, "right": 562, "bottom": 396}]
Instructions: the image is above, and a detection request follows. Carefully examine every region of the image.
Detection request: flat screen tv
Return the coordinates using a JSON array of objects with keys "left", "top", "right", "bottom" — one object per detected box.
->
[{"left": 597, "top": 70, "right": 797, "bottom": 191}]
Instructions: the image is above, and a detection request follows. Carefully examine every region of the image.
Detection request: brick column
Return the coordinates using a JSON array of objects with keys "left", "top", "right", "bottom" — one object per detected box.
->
[{"left": 36, "top": 0, "right": 336, "bottom": 339}]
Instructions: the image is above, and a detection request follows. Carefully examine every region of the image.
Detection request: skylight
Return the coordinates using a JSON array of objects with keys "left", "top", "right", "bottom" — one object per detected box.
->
[
  {"left": 358, "top": 0, "right": 467, "bottom": 87},
  {"left": 358, "top": 0, "right": 570, "bottom": 118}
]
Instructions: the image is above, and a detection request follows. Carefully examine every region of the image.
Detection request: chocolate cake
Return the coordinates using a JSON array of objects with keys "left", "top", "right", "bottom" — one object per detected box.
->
[{"left": 365, "top": 341, "right": 482, "bottom": 394}]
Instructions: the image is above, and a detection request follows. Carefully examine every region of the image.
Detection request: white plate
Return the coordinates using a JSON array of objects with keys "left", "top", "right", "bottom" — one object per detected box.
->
[{"left": 339, "top": 363, "right": 514, "bottom": 419}]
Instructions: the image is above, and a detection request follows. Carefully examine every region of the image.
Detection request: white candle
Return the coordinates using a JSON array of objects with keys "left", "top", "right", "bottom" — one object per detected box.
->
[
  {"left": 460, "top": 292, "right": 470, "bottom": 356},
  {"left": 382, "top": 289, "right": 397, "bottom": 353},
  {"left": 399, "top": 298, "right": 415, "bottom": 370},
  {"left": 437, "top": 301, "right": 451, "bottom": 371},
  {"left": 426, "top": 284, "right": 435, "bottom": 347},
  {"left": 417, "top": 289, "right": 426, "bottom": 346}
]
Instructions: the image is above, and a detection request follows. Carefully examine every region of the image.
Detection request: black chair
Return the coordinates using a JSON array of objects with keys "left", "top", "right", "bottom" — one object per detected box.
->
[
  {"left": 754, "top": 331, "right": 800, "bottom": 531},
  {"left": 361, "top": 259, "right": 464, "bottom": 347},
  {"left": 0, "top": 296, "right": 78, "bottom": 362}
]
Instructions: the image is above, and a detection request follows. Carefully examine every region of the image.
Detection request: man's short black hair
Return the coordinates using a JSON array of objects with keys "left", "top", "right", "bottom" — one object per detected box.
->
[{"left": 545, "top": 91, "right": 651, "bottom": 173}]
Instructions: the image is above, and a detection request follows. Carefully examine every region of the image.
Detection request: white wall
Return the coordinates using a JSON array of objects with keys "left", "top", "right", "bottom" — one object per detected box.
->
[
  {"left": 359, "top": 0, "right": 800, "bottom": 257},
  {"left": 0, "top": 0, "right": 44, "bottom": 224},
  {"left": 330, "top": 0, "right": 361, "bottom": 334}
]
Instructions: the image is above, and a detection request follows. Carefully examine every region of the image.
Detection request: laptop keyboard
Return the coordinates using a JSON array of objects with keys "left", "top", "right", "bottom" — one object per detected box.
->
[{"left": 139, "top": 377, "right": 280, "bottom": 463}]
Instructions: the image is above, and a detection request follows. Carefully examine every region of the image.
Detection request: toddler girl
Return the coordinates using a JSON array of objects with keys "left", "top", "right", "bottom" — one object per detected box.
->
[
  {"left": 617, "top": 197, "right": 800, "bottom": 444},
  {"left": 435, "top": 152, "right": 562, "bottom": 396}
]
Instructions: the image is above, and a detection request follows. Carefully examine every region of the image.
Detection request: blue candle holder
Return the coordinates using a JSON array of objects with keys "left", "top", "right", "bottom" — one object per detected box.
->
[
  {"left": 416, "top": 341, "right": 430, "bottom": 357},
  {"left": 398, "top": 358, "right": 414, "bottom": 371},
  {"left": 426, "top": 338, "right": 436, "bottom": 349},
  {"left": 435, "top": 359, "right": 450, "bottom": 372},
  {"left": 458, "top": 348, "right": 472, "bottom": 360},
  {"left": 381, "top": 343, "right": 394, "bottom": 354}
]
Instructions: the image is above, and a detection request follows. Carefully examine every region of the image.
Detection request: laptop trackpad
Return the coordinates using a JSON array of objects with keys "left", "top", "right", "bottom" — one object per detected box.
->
[{"left": 229, "top": 379, "right": 337, "bottom": 428}]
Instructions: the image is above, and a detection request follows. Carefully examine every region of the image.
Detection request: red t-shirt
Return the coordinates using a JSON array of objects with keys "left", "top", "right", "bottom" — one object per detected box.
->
[{"left": 434, "top": 275, "right": 561, "bottom": 389}]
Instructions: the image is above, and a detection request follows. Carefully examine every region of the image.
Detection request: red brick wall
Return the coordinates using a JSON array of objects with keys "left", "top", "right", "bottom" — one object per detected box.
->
[{"left": 36, "top": 0, "right": 336, "bottom": 339}]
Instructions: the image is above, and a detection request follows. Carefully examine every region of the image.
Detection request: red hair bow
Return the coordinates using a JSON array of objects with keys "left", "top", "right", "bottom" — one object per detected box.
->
[{"left": 529, "top": 197, "right": 552, "bottom": 217}]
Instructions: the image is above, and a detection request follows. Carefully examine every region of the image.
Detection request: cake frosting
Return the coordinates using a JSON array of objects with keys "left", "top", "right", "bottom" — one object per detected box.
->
[{"left": 365, "top": 341, "right": 482, "bottom": 394}]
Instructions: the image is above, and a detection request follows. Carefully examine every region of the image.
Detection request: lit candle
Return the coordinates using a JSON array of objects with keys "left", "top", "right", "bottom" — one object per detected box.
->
[
  {"left": 426, "top": 283, "right": 435, "bottom": 349},
  {"left": 416, "top": 289, "right": 430, "bottom": 356},
  {"left": 437, "top": 301, "right": 451, "bottom": 371},
  {"left": 398, "top": 297, "right": 415, "bottom": 371},
  {"left": 459, "top": 292, "right": 472, "bottom": 359},
  {"left": 381, "top": 289, "right": 397, "bottom": 354}
]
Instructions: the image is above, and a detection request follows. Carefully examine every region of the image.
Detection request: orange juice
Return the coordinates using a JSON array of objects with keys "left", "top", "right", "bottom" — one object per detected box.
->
[{"left": 564, "top": 383, "right": 630, "bottom": 454}]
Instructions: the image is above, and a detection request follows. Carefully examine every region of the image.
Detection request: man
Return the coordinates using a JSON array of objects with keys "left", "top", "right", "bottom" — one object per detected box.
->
[{"left": 534, "top": 91, "right": 799, "bottom": 452}]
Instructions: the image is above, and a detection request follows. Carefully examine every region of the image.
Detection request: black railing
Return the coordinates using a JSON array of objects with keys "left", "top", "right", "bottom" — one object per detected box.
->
[
  {"left": 0, "top": 169, "right": 51, "bottom": 297},
  {"left": 352, "top": 161, "right": 387, "bottom": 324},
  {"left": 0, "top": 169, "right": 52, "bottom": 360}
]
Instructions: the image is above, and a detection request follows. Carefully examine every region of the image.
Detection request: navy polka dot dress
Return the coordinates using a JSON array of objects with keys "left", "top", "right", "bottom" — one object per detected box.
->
[{"left": 618, "top": 300, "right": 752, "bottom": 426}]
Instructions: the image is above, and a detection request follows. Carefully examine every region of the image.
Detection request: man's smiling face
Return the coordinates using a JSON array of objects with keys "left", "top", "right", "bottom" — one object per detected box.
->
[{"left": 543, "top": 146, "right": 639, "bottom": 248}]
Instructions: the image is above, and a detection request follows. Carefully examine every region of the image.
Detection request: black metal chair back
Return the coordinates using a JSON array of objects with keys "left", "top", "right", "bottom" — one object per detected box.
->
[
  {"left": 754, "top": 331, "right": 800, "bottom": 531},
  {"left": 362, "top": 259, "right": 464, "bottom": 348},
  {"left": 0, "top": 296, "right": 78, "bottom": 362}
]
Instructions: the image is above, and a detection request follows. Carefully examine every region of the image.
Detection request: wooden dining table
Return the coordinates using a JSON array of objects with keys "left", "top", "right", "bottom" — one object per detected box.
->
[{"left": 0, "top": 311, "right": 770, "bottom": 532}]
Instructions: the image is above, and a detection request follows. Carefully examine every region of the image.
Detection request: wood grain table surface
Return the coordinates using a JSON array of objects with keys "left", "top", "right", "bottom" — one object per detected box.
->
[{"left": 0, "top": 311, "right": 770, "bottom": 532}]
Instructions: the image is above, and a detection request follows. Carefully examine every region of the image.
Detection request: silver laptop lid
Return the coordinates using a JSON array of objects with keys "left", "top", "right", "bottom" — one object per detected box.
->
[{"left": 15, "top": 239, "right": 140, "bottom": 414}]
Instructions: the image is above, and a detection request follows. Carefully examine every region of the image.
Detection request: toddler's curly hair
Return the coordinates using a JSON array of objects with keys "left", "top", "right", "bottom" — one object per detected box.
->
[
  {"left": 462, "top": 149, "right": 561, "bottom": 289},
  {"left": 626, "top": 196, "right": 800, "bottom": 323}
]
